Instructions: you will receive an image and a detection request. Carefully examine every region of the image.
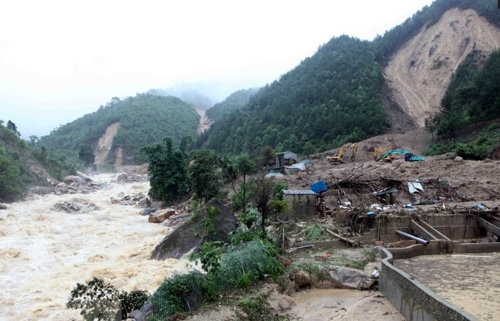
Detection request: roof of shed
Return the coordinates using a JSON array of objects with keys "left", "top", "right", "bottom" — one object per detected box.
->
[{"left": 283, "top": 190, "right": 316, "bottom": 195}]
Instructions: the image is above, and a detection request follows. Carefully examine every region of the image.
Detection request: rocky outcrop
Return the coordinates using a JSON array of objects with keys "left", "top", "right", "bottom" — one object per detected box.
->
[
  {"left": 148, "top": 208, "right": 176, "bottom": 223},
  {"left": 151, "top": 200, "right": 237, "bottom": 260}
]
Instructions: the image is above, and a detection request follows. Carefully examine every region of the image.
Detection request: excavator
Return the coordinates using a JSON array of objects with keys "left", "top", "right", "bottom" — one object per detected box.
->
[
  {"left": 373, "top": 148, "right": 391, "bottom": 161},
  {"left": 326, "top": 147, "right": 349, "bottom": 164},
  {"left": 349, "top": 144, "right": 358, "bottom": 160},
  {"left": 374, "top": 148, "right": 425, "bottom": 162}
]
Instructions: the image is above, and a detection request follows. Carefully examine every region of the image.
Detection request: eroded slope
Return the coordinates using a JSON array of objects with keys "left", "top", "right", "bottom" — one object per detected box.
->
[
  {"left": 94, "top": 122, "right": 120, "bottom": 167},
  {"left": 385, "top": 8, "right": 500, "bottom": 127}
]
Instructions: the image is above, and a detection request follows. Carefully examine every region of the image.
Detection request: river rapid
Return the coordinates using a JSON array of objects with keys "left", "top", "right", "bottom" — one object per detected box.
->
[{"left": 0, "top": 173, "right": 192, "bottom": 320}]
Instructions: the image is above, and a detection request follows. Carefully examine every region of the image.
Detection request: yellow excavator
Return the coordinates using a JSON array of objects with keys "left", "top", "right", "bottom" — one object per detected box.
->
[
  {"left": 373, "top": 148, "right": 396, "bottom": 162},
  {"left": 350, "top": 144, "right": 358, "bottom": 160},
  {"left": 326, "top": 147, "right": 349, "bottom": 164}
]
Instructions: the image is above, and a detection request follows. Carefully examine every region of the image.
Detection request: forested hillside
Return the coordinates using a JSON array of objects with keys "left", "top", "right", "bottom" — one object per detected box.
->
[
  {"left": 196, "top": 0, "right": 500, "bottom": 156},
  {"left": 40, "top": 94, "right": 199, "bottom": 164},
  {"left": 147, "top": 88, "right": 213, "bottom": 110},
  {"left": 420, "top": 49, "right": 500, "bottom": 159},
  {"left": 438, "top": 49, "right": 500, "bottom": 134},
  {"left": 205, "top": 88, "right": 259, "bottom": 123},
  {"left": 0, "top": 122, "right": 75, "bottom": 202},
  {"left": 199, "top": 36, "right": 388, "bottom": 155}
]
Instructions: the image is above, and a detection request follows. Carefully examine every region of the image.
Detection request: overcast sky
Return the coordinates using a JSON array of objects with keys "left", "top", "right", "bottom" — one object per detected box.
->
[{"left": 0, "top": 0, "right": 435, "bottom": 139}]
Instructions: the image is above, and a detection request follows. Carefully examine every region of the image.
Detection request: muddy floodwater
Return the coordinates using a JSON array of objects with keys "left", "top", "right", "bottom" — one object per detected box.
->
[
  {"left": 394, "top": 253, "right": 500, "bottom": 321},
  {"left": 290, "top": 289, "right": 404, "bottom": 321},
  {"left": 0, "top": 174, "right": 193, "bottom": 320}
]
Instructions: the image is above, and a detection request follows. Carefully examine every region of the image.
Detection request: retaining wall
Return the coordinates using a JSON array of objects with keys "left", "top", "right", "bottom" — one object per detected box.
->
[
  {"left": 380, "top": 241, "right": 500, "bottom": 321},
  {"left": 360, "top": 214, "right": 482, "bottom": 243}
]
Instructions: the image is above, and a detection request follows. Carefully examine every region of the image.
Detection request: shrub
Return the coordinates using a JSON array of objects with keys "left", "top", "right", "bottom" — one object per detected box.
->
[
  {"left": 148, "top": 271, "right": 215, "bottom": 320},
  {"left": 213, "top": 240, "right": 283, "bottom": 293},
  {"left": 239, "top": 208, "right": 261, "bottom": 228},
  {"left": 237, "top": 295, "right": 267, "bottom": 320}
]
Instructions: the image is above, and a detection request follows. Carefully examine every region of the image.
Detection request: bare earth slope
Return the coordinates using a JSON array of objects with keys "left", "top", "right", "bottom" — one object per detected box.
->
[
  {"left": 195, "top": 108, "right": 213, "bottom": 134},
  {"left": 385, "top": 8, "right": 500, "bottom": 128},
  {"left": 94, "top": 122, "right": 120, "bottom": 168}
]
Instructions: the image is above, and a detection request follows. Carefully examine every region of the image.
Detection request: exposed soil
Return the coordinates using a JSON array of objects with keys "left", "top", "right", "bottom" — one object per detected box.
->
[
  {"left": 384, "top": 8, "right": 500, "bottom": 127},
  {"left": 290, "top": 289, "right": 404, "bottom": 321},
  {"left": 94, "top": 122, "right": 120, "bottom": 167},
  {"left": 195, "top": 108, "right": 213, "bottom": 134}
]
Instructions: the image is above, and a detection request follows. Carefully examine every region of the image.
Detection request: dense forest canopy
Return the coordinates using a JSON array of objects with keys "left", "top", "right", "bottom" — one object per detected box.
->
[
  {"left": 205, "top": 88, "right": 259, "bottom": 123},
  {"left": 197, "top": 35, "right": 388, "bottom": 155},
  {"left": 147, "top": 88, "right": 214, "bottom": 110},
  {"left": 40, "top": 94, "right": 199, "bottom": 164},
  {"left": 431, "top": 49, "right": 500, "bottom": 140}
]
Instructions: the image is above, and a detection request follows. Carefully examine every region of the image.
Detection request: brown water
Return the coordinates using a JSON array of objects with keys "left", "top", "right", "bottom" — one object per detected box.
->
[
  {"left": 0, "top": 174, "right": 193, "bottom": 320},
  {"left": 290, "top": 289, "right": 405, "bottom": 321}
]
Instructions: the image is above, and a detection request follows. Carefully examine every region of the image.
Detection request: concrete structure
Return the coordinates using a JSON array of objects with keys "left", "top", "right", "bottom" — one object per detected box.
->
[
  {"left": 281, "top": 189, "right": 316, "bottom": 219},
  {"left": 379, "top": 241, "right": 500, "bottom": 320},
  {"left": 357, "top": 214, "right": 482, "bottom": 244}
]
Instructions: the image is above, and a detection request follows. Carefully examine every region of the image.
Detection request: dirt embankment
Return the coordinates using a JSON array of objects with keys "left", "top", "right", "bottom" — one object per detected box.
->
[{"left": 385, "top": 8, "right": 500, "bottom": 128}]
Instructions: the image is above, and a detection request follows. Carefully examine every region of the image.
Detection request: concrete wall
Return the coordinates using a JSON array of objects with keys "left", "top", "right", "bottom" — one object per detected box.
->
[
  {"left": 282, "top": 194, "right": 316, "bottom": 219},
  {"left": 380, "top": 242, "right": 500, "bottom": 320},
  {"left": 359, "top": 214, "right": 483, "bottom": 243}
]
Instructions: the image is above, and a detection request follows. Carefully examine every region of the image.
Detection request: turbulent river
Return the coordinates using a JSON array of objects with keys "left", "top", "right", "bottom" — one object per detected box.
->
[{"left": 0, "top": 173, "right": 192, "bottom": 320}]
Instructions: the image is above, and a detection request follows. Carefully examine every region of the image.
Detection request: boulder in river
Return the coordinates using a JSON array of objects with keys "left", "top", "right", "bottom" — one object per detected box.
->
[{"left": 151, "top": 200, "right": 237, "bottom": 260}]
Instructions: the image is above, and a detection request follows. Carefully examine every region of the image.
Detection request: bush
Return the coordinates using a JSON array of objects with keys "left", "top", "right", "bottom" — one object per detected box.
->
[
  {"left": 148, "top": 271, "right": 215, "bottom": 320},
  {"left": 237, "top": 295, "right": 268, "bottom": 321},
  {"left": 452, "top": 142, "right": 486, "bottom": 160},
  {"left": 213, "top": 240, "right": 283, "bottom": 293},
  {"left": 239, "top": 208, "right": 261, "bottom": 228}
]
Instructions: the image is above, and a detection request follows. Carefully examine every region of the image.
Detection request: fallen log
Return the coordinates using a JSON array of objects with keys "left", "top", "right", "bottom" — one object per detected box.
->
[
  {"left": 325, "top": 228, "right": 357, "bottom": 246},
  {"left": 287, "top": 245, "right": 314, "bottom": 253}
]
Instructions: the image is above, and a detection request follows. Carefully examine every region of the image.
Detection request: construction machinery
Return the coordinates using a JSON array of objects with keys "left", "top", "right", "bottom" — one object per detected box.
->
[
  {"left": 349, "top": 144, "right": 358, "bottom": 160},
  {"left": 374, "top": 148, "right": 425, "bottom": 162},
  {"left": 326, "top": 147, "right": 349, "bottom": 164},
  {"left": 374, "top": 148, "right": 392, "bottom": 161}
]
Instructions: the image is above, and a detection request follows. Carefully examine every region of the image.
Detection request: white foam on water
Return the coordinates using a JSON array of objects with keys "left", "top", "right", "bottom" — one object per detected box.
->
[{"left": 0, "top": 173, "right": 194, "bottom": 320}]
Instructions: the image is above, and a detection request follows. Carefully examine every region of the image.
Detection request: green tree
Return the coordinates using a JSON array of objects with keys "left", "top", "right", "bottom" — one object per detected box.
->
[
  {"left": 66, "top": 277, "right": 149, "bottom": 321},
  {"left": 251, "top": 171, "right": 275, "bottom": 234},
  {"left": 234, "top": 153, "right": 256, "bottom": 212},
  {"left": 29, "top": 135, "right": 39, "bottom": 148},
  {"left": 6, "top": 120, "right": 20, "bottom": 136},
  {"left": 424, "top": 114, "right": 439, "bottom": 142},
  {"left": 40, "top": 146, "right": 48, "bottom": 162},
  {"left": 188, "top": 150, "right": 222, "bottom": 202},
  {"left": 78, "top": 144, "right": 95, "bottom": 167},
  {"left": 0, "top": 146, "right": 23, "bottom": 202},
  {"left": 141, "top": 136, "right": 191, "bottom": 204},
  {"left": 260, "top": 145, "right": 276, "bottom": 167}
]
